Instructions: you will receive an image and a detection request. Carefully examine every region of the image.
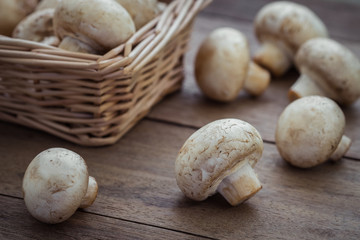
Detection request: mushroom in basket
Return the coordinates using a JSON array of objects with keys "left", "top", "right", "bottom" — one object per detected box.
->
[
  {"left": 53, "top": 0, "right": 136, "bottom": 54},
  {"left": 175, "top": 119, "right": 263, "bottom": 206},
  {"left": 0, "top": 0, "right": 39, "bottom": 36},
  {"left": 12, "top": 8, "right": 60, "bottom": 46}
]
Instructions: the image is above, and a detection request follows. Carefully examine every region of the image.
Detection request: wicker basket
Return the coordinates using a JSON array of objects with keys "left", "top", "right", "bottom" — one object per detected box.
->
[{"left": 0, "top": 0, "right": 211, "bottom": 146}]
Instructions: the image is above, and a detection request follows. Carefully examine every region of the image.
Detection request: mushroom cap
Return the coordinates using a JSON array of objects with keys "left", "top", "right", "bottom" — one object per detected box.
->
[
  {"left": 114, "top": 0, "right": 160, "bottom": 30},
  {"left": 195, "top": 28, "right": 250, "bottom": 102},
  {"left": 35, "top": 0, "right": 62, "bottom": 11},
  {"left": 254, "top": 1, "right": 328, "bottom": 57},
  {"left": 275, "top": 96, "right": 345, "bottom": 168},
  {"left": 0, "top": 0, "right": 39, "bottom": 36},
  {"left": 54, "top": 0, "right": 135, "bottom": 53},
  {"left": 295, "top": 38, "right": 360, "bottom": 105},
  {"left": 22, "top": 148, "right": 89, "bottom": 224},
  {"left": 175, "top": 118, "right": 263, "bottom": 201},
  {"left": 12, "top": 8, "right": 59, "bottom": 46}
]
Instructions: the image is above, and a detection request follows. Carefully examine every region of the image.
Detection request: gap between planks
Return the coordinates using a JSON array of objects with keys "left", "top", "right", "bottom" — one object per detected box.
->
[
  {"left": 145, "top": 116, "right": 360, "bottom": 162},
  {"left": 0, "top": 192, "right": 217, "bottom": 240}
]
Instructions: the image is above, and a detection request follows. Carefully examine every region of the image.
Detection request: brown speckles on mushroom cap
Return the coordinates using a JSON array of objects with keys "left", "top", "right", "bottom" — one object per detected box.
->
[
  {"left": 295, "top": 38, "right": 360, "bottom": 105},
  {"left": 254, "top": 1, "right": 328, "bottom": 57},
  {"left": 23, "top": 148, "right": 88, "bottom": 224},
  {"left": 175, "top": 119, "right": 263, "bottom": 201},
  {"left": 275, "top": 96, "right": 345, "bottom": 168}
]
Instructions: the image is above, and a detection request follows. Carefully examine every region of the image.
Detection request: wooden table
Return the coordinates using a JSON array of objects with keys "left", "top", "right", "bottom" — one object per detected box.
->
[{"left": 1, "top": 0, "right": 359, "bottom": 239}]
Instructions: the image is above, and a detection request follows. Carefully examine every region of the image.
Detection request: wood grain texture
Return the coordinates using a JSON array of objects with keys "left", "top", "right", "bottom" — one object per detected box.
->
[
  {"left": 148, "top": 13, "right": 360, "bottom": 159},
  {"left": 0, "top": 0, "right": 359, "bottom": 239},
  {"left": 203, "top": 0, "right": 360, "bottom": 41},
  {"left": 0, "top": 120, "right": 359, "bottom": 239},
  {"left": 0, "top": 195, "right": 209, "bottom": 240}
]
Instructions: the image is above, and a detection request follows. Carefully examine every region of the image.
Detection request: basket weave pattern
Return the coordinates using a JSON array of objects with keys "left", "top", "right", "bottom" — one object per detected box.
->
[{"left": 0, "top": 0, "right": 211, "bottom": 146}]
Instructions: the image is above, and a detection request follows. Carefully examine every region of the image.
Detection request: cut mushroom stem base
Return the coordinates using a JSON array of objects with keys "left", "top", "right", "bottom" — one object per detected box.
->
[
  {"left": 254, "top": 42, "right": 291, "bottom": 77},
  {"left": 244, "top": 61, "right": 271, "bottom": 96},
  {"left": 288, "top": 74, "right": 326, "bottom": 102},
  {"left": 80, "top": 176, "right": 98, "bottom": 208},
  {"left": 329, "top": 135, "right": 352, "bottom": 162},
  {"left": 217, "top": 161, "right": 262, "bottom": 206}
]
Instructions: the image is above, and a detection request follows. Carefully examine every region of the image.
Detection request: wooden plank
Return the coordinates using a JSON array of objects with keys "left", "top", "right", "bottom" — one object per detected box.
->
[
  {"left": 148, "top": 13, "right": 360, "bottom": 159},
  {"left": 0, "top": 195, "right": 209, "bottom": 240},
  {"left": 203, "top": 0, "right": 360, "bottom": 41},
  {"left": 0, "top": 120, "right": 359, "bottom": 239}
]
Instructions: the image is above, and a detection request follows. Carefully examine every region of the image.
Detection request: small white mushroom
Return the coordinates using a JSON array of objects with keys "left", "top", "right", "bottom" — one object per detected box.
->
[
  {"left": 12, "top": 8, "right": 60, "bottom": 46},
  {"left": 114, "top": 0, "right": 161, "bottom": 30},
  {"left": 275, "top": 96, "right": 351, "bottom": 168},
  {"left": 22, "top": 148, "right": 98, "bottom": 224},
  {"left": 35, "top": 0, "right": 61, "bottom": 11},
  {"left": 53, "top": 0, "right": 135, "bottom": 54},
  {"left": 289, "top": 38, "right": 360, "bottom": 105},
  {"left": 195, "top": 28, "right": 270, "bottom": 102},
  {"left": 253, "top": 1, "right": 328, "bottom": 76},
  {"left": 175, "top": 118, "right": 263, "bottom": 206},
  {"left": 0, "top": 0, "right": 39, "bottom": 36}
]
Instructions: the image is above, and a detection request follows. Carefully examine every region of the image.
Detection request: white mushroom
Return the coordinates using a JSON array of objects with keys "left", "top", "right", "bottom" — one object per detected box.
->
[
  {"left": 175, "top": 118, "right": 263, "bottom": 206},
  {"left": 253, "top": 1, "right": 328, "bottom": 76},
  {"left": 275, "top": 96, "right": 351, "bottom": 168},
  {"left": 53, "top": 0, "right": 135, "bottom": 54},
  {"left": 114, "top": 0, "right": 161, "bottom": 30},
  {"left": 195, "top": 28, "right": 270, "bottom": 102},
  {"left": 35, "top": 0, "right": 61, "bottom": 11},
  {"left": 22, "top": 148, "right": 98, "bottom": 224},
  {"left": 12, "top": 8, "right": 59, "bottom": 46},
  {"left": 0, "top": 0, "right": 39, "bottom": 36},
  {"left": 289, "top": 38, "right": 360, "bottom": 105}
]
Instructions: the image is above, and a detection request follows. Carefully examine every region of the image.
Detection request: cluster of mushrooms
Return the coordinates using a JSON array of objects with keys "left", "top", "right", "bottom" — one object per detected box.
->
[
  {"left": 1, "top": 0, "right": 165, "bottom": 54},
  {"left": 17, "top": 0, "right": 360, "bottom": 224},
  {"left": 175, "top": 1, "right": 360, "bottom": 206}
]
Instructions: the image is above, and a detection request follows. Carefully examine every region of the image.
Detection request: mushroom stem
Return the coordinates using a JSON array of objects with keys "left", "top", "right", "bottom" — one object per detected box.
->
[
  {"left": 80, "top": 176, "right": 98, "bottom": 208},
  {"left": 288, "top": 74, "right": 326, "bottom": 102},
  {"left": 329, "top": 135, "right": 352, "bottom": 162},
  {"left": 244, "top": 61, "right": 271, "bottom": 96},
  {"left": 217, "top": 161, "right": 262, "bottom": 206},
  {"left": 253, "top": 42, "right": 291, "bottom": 76},
  {"left": 59, "top": 36, "right": 96, "bottom": 54}
]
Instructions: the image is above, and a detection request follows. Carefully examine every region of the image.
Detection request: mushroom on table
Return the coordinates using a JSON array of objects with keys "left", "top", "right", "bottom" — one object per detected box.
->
[
  {"left": 275, "top": 96, "right": 351, "bottom": 168},
  {"left": 175, "top": 118, "right": 264, "bottom": 206},
  {"left": 195, "top": 28, "right": 270, "bottom": 102},
  {"left": 22, "top": 148, "right": 98, "bottom": 224},
  {"left": 289, "top": 38, "right": 360, "bottom": 105},
  {"left": 253, "top": 1, "right": 328, "bottom": 76}
]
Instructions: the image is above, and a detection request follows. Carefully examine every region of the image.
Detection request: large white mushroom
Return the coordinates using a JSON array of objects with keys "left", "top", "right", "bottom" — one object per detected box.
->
[
  {"left": 275, "top": 96, "right": 351, "bottom": 168},
  {"left": 53, "top": 0, "right": 135, "bottom": 54},
  {"left": 22, "top": 148, "right": 98, "bottom": 224},
  {"left": 175, "top": 118, "right": 263, "bottom": 206},
  {"left": 253, "top": 1, "right": 328, "bottom": 76}
]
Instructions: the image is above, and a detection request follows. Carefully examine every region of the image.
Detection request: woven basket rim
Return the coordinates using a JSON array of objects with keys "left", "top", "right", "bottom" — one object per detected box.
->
[{"left": 0, "top": 0, "right": 211, "bottom": 75}]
